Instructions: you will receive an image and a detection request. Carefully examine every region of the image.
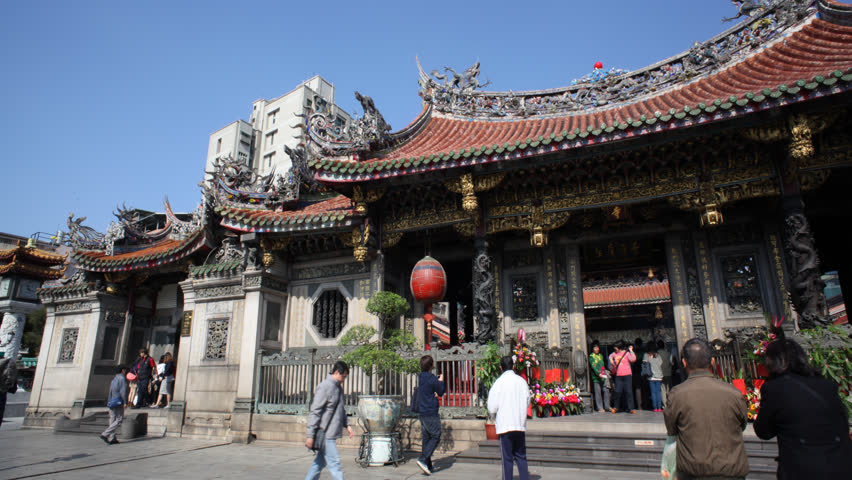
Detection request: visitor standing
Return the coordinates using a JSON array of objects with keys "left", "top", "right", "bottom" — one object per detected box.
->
[
  {"left": 0, "top": 354, "right": 17, "bottom": 428},
  {"left": 643, "top": 346, "right": 664, "bottom": 412},
  {"left": 100, "top": 365, "right": 128, "bottom": 445},
  {"left": 588, "top": 341, "right": 610, "bottom": 412},
  {"left": 130, "top": 349, "right": 156, "bottom": 408},
  {"left": 415, "top": 355, "right": 445, "bottom": 476},
  {"left": 305, "top": 361, "right": 353, "bottom": 480},
  {"left": 608, "top": 340, "right": 636, "bottom": 413},
  {"left": 753, "top": 339, "right": 852, "bottom": 479},
  {"left": 632, "top": 338, "right": 647, "bottom": 410},
  {"left": 664, "top": 338, "right": 749, "bottom": 479},
  {"left": 155, "top": 352, "right": 175, "bottom": 408},
  {"left": 487, "top": 355, "right": 531, "bottom": 480}
]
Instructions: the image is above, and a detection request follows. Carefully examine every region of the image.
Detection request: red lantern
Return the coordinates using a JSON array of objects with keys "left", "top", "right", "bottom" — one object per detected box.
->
[
  {"left": 410, "top": 256, "right": 447, "bottom": 348},
  {"left": 410, "top": 256, "right": 447, "bottom": 304}
]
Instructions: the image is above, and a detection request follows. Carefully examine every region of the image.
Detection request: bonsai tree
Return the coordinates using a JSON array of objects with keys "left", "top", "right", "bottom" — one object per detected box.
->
[
  {"left": 366, "top": 290, "right": 410, "bottom": 332},
  {"left": 339, "top": 325, "right": 419, "bottom": 395}
]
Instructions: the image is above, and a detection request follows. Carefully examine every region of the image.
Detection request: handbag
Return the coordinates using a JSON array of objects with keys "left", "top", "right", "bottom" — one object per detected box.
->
[
  {"left": 641, "top": 361, "right": 652, "bottom": 378},
  {"left": 107, "top": 396, "right": 123, "bottom": 408}
]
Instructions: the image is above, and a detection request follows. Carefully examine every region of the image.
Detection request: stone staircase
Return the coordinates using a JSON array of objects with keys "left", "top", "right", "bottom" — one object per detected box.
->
[
  {"left": 53, "top": 409, "right": 165, "bottom": 440},
  {"left": 456, "top": 415, "right": 779, "bottom": 479}
]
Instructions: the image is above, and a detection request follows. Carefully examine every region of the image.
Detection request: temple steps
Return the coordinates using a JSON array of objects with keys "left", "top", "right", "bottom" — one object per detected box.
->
[
  {"left": 456, "top": 428, "right": 779, "bottom": 479},
  {"left": 53, "top": 410, "right": 155, "bottom": 439}
]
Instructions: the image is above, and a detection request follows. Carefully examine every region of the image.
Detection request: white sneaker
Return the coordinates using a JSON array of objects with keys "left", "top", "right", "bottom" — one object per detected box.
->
[{"left": 416, "top": 459, "right": 431, "bottom": 475}]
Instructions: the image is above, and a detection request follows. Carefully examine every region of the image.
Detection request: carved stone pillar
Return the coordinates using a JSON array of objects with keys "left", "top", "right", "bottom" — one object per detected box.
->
[
  {"left": 782, "top": 196, "right": 829, "bottom": 329},
  {"left": 692, "top": 232, "right": 723, "bottom": 341},
  {"left": 472, "top": 238, "right": 496, "bottom": 344},
  {"left": 665, "top": 233, "right": 695, "bottom": 348},
  {"left": 565, "top": 245, "right": 587, "bottom": 390}
]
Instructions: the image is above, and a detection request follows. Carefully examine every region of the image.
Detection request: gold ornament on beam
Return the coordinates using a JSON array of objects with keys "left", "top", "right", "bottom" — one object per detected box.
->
[
  {"left": 700, "top": 204, "right": 724, "bottom": 227},
  {"left": 351, "top": 224, "right": 370, "bottom": 263},
  {"left": 789, "top": 115, "right": 815, "bottom": 161},
  {"left": 445, "top": 172, "right": 507, "bottom": 215},
  {"left": 382, "top": 231, "right": 404, "bottom": 249},
  {"left": 351, "top": 186, "right": 385, "bottom": 216},
  {"left": 259, "top": 237, "right": 290, "bottom": 267}
]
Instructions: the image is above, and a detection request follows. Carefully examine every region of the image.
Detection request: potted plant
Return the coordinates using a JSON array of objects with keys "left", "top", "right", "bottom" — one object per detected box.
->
[
  {"left": 339, "top": 291, "right": 419, "bottom": 466},
  {"left": 475, "top": 341, "right": 502, "bottom": 440}
]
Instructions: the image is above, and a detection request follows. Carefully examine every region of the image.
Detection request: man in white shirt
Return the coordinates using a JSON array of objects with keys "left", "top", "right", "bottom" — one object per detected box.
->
[{"left": 487, "top": 355, "right": 532, "bottom": 480}]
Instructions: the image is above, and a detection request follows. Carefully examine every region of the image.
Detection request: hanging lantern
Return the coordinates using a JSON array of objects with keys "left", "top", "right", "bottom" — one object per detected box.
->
[
  {"left": 410, "top": 256, "right": 447, "bottom": 348},
  {"left": 410, "top": 256, "right": 447, "bottom": 305},
  {"left": 700, "top": 204, "right": 724, "bottom": 227}
]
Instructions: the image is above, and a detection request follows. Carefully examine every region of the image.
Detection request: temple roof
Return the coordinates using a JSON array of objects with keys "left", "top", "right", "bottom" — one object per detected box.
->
[
  {"left": 217, "top": 195, "right": 359, "bottom": 233},
  {"left": 72, "top": 228, "right": 207, "bottom": 272},
  {"left": 0, "top": 241, "right": 68, "bottom": 280},
  {"left": 583, "top": 280, "right": 671, "bottom": 309},
  {"left": 309, "top": 4, "right": 852, "bottom": 183}
]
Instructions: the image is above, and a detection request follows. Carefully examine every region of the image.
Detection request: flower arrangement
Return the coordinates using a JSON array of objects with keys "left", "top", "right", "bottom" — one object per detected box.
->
[
  {"left": 531, "top": 381, "right": 583, "bottom": 417},
  {"left": 511, "top": 329, "right": 539, "bottom": 375},
  {"left": 746, "top": 387, "right": 761, "bottom": 422}
]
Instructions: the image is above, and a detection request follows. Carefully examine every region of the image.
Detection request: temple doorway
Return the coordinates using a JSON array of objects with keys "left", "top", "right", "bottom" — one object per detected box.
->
[{"left": 580, "top": 237, "right": 676, "bottom": 354}]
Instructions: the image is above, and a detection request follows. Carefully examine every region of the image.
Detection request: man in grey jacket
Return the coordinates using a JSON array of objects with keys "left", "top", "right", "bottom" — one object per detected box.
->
[
  {"left": 305, "top": 360, "right": 353, "bottom": 480},
  {"left": 100, "top": 365, "right": 128, "bottom": 445}
]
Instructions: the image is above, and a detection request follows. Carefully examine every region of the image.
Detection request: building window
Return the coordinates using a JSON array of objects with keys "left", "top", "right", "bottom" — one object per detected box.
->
[
  {"left": 511, "top": 275, "right": 539, "bottom": 322},
  {"left": 268, "top": 109, "right": 278, "bottom": 125},
  {"left": 264, "top": 301, "right": 282, "bottom": 342},
  {"left": 313, "top": 290, "right": 348, "bottom": 338},
  {"left": 58, "top": 327, "right": 79, "bottom": 363},
  {"left": 264, "top": 152, "right": 275, "bottom": 168},
  {"left": 267, "top": 130, "right": 276, "bottom": 146},
  {"left": 100, "top": 326, "right": 120, "bottom": 360},
  {"left": 720, "top": 254, "right": 764, "bottom": 315},
  {"left": 204, "top": 318, "right": 229, "bottom": 360},
  {"left": 216, "top": 138, "right": 222, "bottom": 154}
]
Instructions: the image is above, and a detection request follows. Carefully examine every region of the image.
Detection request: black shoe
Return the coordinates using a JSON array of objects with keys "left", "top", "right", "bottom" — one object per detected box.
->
[
  {"left": 99, "top": 435, "right": 109, "bottom": 444},
  {"left": 109, "top": 439, "right": 120, "bottom": 445}
]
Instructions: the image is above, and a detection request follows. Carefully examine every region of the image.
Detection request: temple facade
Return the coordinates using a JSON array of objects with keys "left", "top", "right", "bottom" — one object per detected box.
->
[{"left": 25, "top": 0, "right": 852, "bottom": 441}]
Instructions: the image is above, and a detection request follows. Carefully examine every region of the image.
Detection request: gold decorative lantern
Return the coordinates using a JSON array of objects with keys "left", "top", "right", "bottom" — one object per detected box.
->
[{"left": 700, "top": 204, "right": 724, "bottom": 227}]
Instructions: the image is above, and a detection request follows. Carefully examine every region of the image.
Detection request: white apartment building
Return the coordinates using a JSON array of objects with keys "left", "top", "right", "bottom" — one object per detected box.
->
[{"left": 205, "top": 76, "right": 351, "bottom": 180}]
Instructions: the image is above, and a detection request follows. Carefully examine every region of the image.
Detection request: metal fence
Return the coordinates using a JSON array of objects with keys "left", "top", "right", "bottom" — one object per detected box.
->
[
  {"left": 710, "top": 338, "right": 763, "bottom": 382},
  {"left": 254, "top": 344, "right": 571, "bottom": 417}
]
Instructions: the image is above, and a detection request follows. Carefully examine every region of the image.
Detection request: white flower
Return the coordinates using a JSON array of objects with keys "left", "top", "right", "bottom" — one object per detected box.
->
[
  {"left": 512, "top": 355, "right": 517, "bottom": 363},
  {"left": 525, "top": 361, "right": 531, "bottom": 367}
]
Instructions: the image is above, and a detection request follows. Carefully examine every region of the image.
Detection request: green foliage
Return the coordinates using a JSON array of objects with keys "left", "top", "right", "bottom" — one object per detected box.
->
[
  {"left": 339, "top": 325, "right": 419, "bottom": 394},
  {"left": 22, "top": 307, "right": 46, "bottom": 356},
  {"left": 365, "top": 291, "right": 409, "bottom": 326},
  {"left": 475, "top": 342, "right": 502, "bottom": 395},
  {"left": 801, "top": 325, "right": 852, "bottom": 417}
]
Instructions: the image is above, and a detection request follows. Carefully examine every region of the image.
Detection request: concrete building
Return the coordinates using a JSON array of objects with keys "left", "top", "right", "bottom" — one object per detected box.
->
[{"left": 205, "top": 76, "right": 351, "bottom": 179}]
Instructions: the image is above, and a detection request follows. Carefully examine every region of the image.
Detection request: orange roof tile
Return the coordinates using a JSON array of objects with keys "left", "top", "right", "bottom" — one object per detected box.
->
[
  {"left": 218, "top": 195, "right": 359, "bottom": 233},
  {"left": 583, "top": 280, "right": 671, "bottom": 308},
  {"left": 73, "top": 229, "right": 207, "bottom": 272}
]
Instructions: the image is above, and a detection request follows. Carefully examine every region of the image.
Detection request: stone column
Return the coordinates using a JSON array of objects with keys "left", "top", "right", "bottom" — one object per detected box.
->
[
  {"left": 472, "top": 237, "right": 497, "bottom": 344},
  {"left": 168, "top": 278, "right": 195, "bottom": 436},
  {"left": 692, "top": 232, "right": 723, "bottom": 341},
  {"left": 544, "top": 248, "right": 560, "bottom": 348},
  {"left": 782, "top": 196, "right": 829, "bottom": 329},
  {"left": 665, "top": 233, "right": 695, "bottom": 348},
  {"left": 565, "top": 245, "right": 588, "bottom": 390},
  {"left": 24, "top": 306, "right": 57, "bottom": 421},
  {"left": 231, "top": 272, "right": 265, "bottom": 443}
]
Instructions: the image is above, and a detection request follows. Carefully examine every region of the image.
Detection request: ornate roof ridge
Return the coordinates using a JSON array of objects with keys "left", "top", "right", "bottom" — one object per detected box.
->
[
  {"left": 417, "top": 1, "right": 816, "bottom": 120},
  {"left": 0, "top": 242, "right": 67, "bottom": 265}
]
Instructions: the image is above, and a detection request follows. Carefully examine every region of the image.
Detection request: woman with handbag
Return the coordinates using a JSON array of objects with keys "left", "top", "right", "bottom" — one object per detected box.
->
[
  {"left": 608, "top": 340, "right": 636, "bottom": 413},
  {"left": 100, "top": 365, "right": 128, "bottom": 445},
  {"left": 588, "top": 341, "right": 610, "bottom": 412}
]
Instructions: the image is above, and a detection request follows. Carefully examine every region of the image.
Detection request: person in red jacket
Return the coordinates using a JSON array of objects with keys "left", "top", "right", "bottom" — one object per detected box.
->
[{"left": 608, "top": 340, "right": 637, "bottom": 413}]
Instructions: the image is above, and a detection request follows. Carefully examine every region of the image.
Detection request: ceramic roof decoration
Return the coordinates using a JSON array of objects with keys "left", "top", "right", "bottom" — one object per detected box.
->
[
  {"left": 0, "top": 241, "right": 68, "bottom": 280},
  {"left": 306, "top": 0, "right": 852, "bottom": 184},
  {"left": 216, "top": 195, "right": 359, "bottom": 233}
]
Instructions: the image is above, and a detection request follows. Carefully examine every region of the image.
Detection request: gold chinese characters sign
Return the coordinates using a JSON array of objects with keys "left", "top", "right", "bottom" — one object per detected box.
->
[{"left": 181, "top": 311, "right": 193, "bottom": 337}]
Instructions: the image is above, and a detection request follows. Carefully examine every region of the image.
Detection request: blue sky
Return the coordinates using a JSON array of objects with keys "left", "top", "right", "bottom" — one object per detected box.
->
[{"left": 1, "top": 1, "right": 742, "bottom": 239}]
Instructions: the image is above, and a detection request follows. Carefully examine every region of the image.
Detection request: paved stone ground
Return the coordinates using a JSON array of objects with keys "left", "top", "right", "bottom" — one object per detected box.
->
[{"left": 0, "top": 420, "right": 658, "bottom": 480}]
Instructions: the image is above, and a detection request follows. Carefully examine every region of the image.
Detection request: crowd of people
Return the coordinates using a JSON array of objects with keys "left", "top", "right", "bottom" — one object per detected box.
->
[{"left": 589, "top": 337, "right": 678, "bottom": 414}]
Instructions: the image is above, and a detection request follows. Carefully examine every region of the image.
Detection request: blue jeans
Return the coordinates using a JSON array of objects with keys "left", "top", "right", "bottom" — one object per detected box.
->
[
  {"left": 305, "top": 438, "right": 343, "bottom": 480},
  {"left": 613, "top": 375, "right": 634, "bottom": 411},
  {"left": 649, "top": 380, "right": 662, "bottom": 410}
]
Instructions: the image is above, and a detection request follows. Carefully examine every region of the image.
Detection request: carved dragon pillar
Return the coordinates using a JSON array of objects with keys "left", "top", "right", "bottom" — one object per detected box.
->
[
  {"left": 472, "top": 237, "right": 496, "bottom": 344},
  {"left": 743, "top": 114, "right": 834, "bottom": 329}
]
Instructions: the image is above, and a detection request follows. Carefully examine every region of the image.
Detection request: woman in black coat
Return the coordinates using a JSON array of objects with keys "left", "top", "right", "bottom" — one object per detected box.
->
[{"left": 753, "top": 338, "right": 852, "bottom": 479}]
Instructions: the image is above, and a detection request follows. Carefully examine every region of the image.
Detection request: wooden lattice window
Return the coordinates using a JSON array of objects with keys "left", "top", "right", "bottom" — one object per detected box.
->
[
  {"left": 720, "top": 254, "right": 764, "bottom": 315},
  {"left": 313, "top": 289, "right": 348, "bottom": 338}
]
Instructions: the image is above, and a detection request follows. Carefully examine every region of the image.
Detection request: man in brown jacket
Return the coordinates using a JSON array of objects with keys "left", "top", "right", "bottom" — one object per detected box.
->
[{"left": 664, "top": 338, "right": 748, "bottom": 480}]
